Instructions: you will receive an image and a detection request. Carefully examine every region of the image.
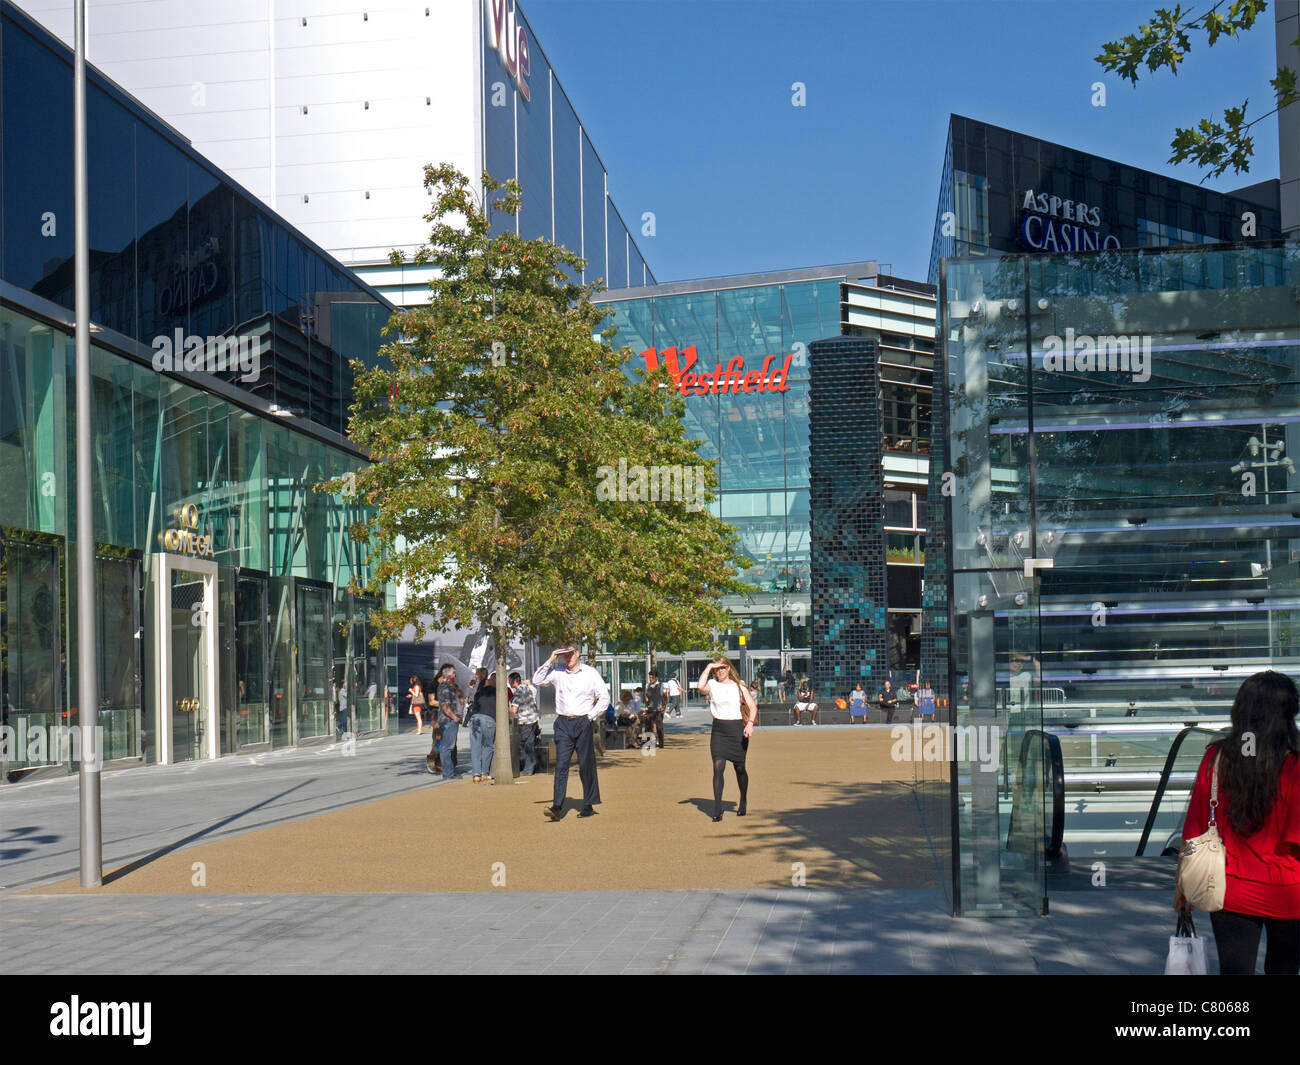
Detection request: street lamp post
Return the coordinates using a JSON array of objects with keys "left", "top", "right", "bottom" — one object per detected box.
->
[{"left": 74, "top": 0, "right": 103, "bottom": 887}]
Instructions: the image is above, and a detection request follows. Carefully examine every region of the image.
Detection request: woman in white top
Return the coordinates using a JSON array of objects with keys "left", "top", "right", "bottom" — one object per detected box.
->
[{"left": 697, "top": 656, "right": 757, "bottom": 822}]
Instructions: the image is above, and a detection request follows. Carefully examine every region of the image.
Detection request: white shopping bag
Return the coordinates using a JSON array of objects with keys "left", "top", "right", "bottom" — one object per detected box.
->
[{"left": 1165, "top": 909, "right": 1208, "bottom": 975}]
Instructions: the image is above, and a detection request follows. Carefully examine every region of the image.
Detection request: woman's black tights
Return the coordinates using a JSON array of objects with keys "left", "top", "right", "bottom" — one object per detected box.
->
[
  {"left": 1210, "top": 909, "right": 1300, "bottom": 974},
  {"left": 713, "top": 758, "right": 749, "bottom": 816}
]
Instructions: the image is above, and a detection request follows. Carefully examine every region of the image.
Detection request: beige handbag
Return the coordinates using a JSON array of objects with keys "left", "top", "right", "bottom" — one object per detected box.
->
[{"left": 1177, "top": 753, "right": 1226, "bottom": 912}]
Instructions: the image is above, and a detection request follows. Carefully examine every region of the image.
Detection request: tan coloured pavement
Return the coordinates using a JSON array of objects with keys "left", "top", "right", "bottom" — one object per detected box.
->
[{"left": 31, "top": 729, "right": 938, "bottom": 894}]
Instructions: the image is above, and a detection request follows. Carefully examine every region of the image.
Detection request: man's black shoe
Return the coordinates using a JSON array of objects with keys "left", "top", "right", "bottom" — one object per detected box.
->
[
  {"left": 577, "top": 805, "right": 596, "bottom": 818},
  {"left": 544, "top": 805, "right": 561, "bottom": 821}
]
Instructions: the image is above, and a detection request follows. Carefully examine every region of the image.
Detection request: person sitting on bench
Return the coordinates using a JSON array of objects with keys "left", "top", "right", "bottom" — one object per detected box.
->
[
  {"left": 794, "top": 679, "right": 818, "bottom": 725},
  {"left": 615, "top": 690, "right": 642, "bottom": 747}
]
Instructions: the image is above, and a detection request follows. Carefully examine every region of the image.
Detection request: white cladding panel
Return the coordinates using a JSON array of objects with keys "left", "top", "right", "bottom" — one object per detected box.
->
[{"left": 22, "top": 0, "right": 479, "bottom": 257}]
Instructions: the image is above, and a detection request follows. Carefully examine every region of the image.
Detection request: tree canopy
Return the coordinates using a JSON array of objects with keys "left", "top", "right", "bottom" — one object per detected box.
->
[
  {"left": 1097, "top": 0, "right": 1298, "bottom": 178},
  {"left": 335, "top": 163, "right": 749, "bottom": 658}
]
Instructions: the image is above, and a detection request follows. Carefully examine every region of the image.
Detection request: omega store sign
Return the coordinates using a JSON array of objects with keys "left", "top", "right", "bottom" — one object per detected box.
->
[{"left": 1018, "top": 189, "right": 1121, "bottom": 252}]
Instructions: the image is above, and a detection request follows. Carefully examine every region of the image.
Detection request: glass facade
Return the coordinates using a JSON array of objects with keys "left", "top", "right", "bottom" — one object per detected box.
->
[
  {"left": 2, "top": 4, "right": 388, "bottom": 438},
  {"left": 0, "top": 6, "right": 394, "bottom": 780},
  {"left": 481, "top": 0, "right": 654, "bottom": 287},
  {"left": 597, "top": 271, "right": 932, "bottom": 699},
  {"left": 929, "top": 114, "right": 1284, "bottom": 285},
  {"left": 924, "top": 241, "right": 1300, "bottom": 915}
]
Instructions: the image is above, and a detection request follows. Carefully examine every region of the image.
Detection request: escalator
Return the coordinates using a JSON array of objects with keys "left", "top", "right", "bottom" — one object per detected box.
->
[{"left": 1008, "top": 724, "right": 1224, "bottom": 873}]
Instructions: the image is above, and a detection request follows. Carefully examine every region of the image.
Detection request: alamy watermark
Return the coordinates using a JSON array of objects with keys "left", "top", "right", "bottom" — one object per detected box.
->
[
  {"left": 596, "top": 459, "right": 706, "bottom": 511},
  {"left": 151, "top": 328, "right": 262, "bottom": 383},
  {"left": 890, "top": 723, "right": 1000, "bottom": 773},
  {"left": 1041, "top": 328, "right": 1151, "bottom": 383},
  {"left": 1, "top": 723, "right": 104, "bottom": 771}
]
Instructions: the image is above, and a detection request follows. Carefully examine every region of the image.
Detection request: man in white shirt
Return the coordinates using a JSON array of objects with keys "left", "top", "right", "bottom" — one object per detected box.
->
[{"left": 533, "top": 643, "right": 610, "bottom": 819}]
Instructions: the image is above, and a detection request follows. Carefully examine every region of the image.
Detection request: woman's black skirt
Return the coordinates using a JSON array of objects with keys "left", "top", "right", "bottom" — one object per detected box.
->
[{"left": 710, "top": 718, "right": 748, "bottom": 764}]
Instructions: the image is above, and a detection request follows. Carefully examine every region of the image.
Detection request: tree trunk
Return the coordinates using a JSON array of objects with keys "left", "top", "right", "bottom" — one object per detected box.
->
[{"left": 493, "top": 622, "right": 515, "bottom": 785}]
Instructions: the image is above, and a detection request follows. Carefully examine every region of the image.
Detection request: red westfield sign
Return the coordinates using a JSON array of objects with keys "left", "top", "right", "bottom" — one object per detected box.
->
[{"left": 641, "top": 346, "right": 795, "bottom": 396}]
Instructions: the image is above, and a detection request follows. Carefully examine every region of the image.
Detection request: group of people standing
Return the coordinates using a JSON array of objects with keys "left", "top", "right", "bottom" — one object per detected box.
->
[
  {"left": 407, "top": 645, "right": 761, "bottom": 825},
  {"left": 407, "top": 666, "right": 543, "bottom": 782}
]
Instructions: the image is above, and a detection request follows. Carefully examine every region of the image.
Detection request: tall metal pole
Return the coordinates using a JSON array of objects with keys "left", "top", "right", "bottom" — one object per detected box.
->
[{"left": 75, "top": 0, "right": 103, "bottom": 888}]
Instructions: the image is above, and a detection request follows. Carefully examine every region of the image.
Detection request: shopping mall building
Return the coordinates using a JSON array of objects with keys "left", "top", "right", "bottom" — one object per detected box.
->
[
  {"left": 0, "top": 2, "right": 393, "bottom": 780},
  {"left": 592, "top": 266, "right": 937, "bottom": 702}
]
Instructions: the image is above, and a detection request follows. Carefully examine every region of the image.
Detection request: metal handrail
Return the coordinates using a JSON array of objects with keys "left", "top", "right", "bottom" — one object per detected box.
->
[
  {"left": 1007, "top": 729, "right": 1065, "bottom": 861},
  {"left": 1134, "top": 725, "right": 1229, "bottom": 856}
]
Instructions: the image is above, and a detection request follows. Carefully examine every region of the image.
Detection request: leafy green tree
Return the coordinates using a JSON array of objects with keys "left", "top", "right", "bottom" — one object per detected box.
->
[
  {"left": 1097, "top": 0, "right": 1298, "bottom": 177},
  {"left": 337, "top": 164, "right": 747, "bottom": 783}
]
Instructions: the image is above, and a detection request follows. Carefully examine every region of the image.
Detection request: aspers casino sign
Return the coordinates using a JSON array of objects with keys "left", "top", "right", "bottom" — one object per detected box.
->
[
  {"left": 486, "top": 0, "right": 530, "bottom": 102},
  {"left": 1018, "top": 189, "right": 1121, "bottom": 252},
  {"left": 641, "top": 346, "right": 795, "bottom": 397}
]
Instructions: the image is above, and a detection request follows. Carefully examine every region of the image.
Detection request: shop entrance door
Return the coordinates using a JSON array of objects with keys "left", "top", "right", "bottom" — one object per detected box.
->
[
  {"left": 294, "top": 581, "right": 333, "bottom": 741},
  {"left": 234, "top": 573, "right": 270, "bottom": 748},
  {"left": 154, "top": 553, "right": 218, "bottom": 764},
  {"left": 744, "top": 654, "right": 781, "bottom": 704}
]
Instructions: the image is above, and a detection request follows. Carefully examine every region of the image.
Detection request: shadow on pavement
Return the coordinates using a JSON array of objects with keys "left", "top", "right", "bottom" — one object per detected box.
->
[{"left": 102, "top": 780, "right": 319, "bottom": 885}]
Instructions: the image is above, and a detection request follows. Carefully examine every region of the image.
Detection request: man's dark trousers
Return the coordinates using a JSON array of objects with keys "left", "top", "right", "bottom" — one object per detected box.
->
[{"left": 553, "top": 714, "right": 600, "bottom": 809}]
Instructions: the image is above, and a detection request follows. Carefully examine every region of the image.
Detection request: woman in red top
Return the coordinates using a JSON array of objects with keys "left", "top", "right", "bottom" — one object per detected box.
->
[{"left": 1175, "top": 670, "right": 1300, "bottom": 975}]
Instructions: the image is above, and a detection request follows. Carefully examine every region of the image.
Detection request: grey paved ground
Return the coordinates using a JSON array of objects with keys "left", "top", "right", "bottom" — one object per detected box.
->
[
  {"left": 0, "top": 886, "right": 1187, "bottom": 974},
  {"left": 0, "top": 730, "right": 454, "bottom": 891},
  {"left": 0, "top": 715, "right": 1207, "bottom": 975}
]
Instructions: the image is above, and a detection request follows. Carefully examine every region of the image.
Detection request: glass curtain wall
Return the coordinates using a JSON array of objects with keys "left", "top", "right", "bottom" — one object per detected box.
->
[
  {"left": 601, "top": 279, "right": 842, "bottom": 664},
  {"left": 928, "top": 241, "right": 1300, "bottom": 915},
  {"left": 478, "top": 0, "right": 652, "bottom": 286},
  {"left": 0, "top": 301, "right": 386, "bottom": 778}
]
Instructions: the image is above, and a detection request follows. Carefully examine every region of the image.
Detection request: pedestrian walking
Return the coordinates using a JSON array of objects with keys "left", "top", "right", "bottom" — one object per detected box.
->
[
  {"left": 697, "top": 656, "right": 756, "bottom": 822},
  {"left": 435, "top": 665, "right": 463, "bottom": 780},
  {"left": 663, "top": 674, "right": 683, "bottom": 717},
  {"left": 408, "top": 674, "right": 428, "bottom": 736},
  {"left": 645, "top": 671, "right": 666, "bottom": 747},
  {"left": 1176, "top": 670, "right": 1300, "bottom": 975},
  {"left": 533, "top": 644, "right": 610, "bottom": 819},
  {"left": 510, "top": 672, "right": 540, "bottom": 776},
  {"left": 469, "top": 670, "right": 498, "bottom": 783}
]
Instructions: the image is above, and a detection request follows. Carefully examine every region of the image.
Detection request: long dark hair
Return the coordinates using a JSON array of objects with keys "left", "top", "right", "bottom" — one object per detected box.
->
[{"left": 1212, "top": 671, "right": 1300, "bottom": 836}]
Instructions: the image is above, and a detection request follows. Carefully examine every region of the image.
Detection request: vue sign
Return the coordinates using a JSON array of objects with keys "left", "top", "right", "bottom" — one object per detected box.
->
[{"left": 486, "top": 0, "right": 530, "bottom": 102}]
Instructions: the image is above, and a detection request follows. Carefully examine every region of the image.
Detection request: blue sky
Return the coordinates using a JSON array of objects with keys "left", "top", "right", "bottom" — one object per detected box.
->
[{"left": 520, "top": 0, "right": 1284, "bottom": 283}]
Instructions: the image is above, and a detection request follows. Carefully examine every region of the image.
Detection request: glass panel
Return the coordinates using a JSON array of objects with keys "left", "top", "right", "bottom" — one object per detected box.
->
[
  {"left": 169, "top": 569, "right": 209, "bottom": 763},
  {"left": 3, "top": 20, "right": 74, "bottom": 297},
  {"left": 269, "top": 578, "right": 294, "bottom": 748},
  {"left": 551, "top": 86, "right": 582, "bottom": 263},
  {"left": 295, "top": 583, "right": 332, "bottom": 740},
  {"left": 348, "top": 595, "right": 383, "bottom": 734},
  {"left": 685, "top": 658, "right": 709, "bottom": 708},
  {"left": 483, "top": 4, "right": 517, "bottom": 239},
  {"left": 97, "top": 555, "right": 142, "bottom": 762},
  {"left": 0, "top": 313, "right": 71, "bottom": 536},
  {"left": 604, "top": 201, "right": 627, "bottom": 290},
  {"left": 615, "top": 659, "right": 644, "bottom": 701},
  {"left": 88, "top": 86, "right": 138, "bottom": 338},
  {"left": 1, "top": 536, "right": 64, "bottom": 772},
  {"left": 136, "top": 124, "right": 191, "bottom": 346},
  {"left": 745, "top": 655, "right": 779, "bottom": 702},
  {"left": 235, "top": 575, "right": 269, "bottom": 747},
  {"left": 581, "top": 132, "right": 605, "bottom": 285},
  {"left": 514, "top": 35, "right": 552, "bottom": 243}
]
